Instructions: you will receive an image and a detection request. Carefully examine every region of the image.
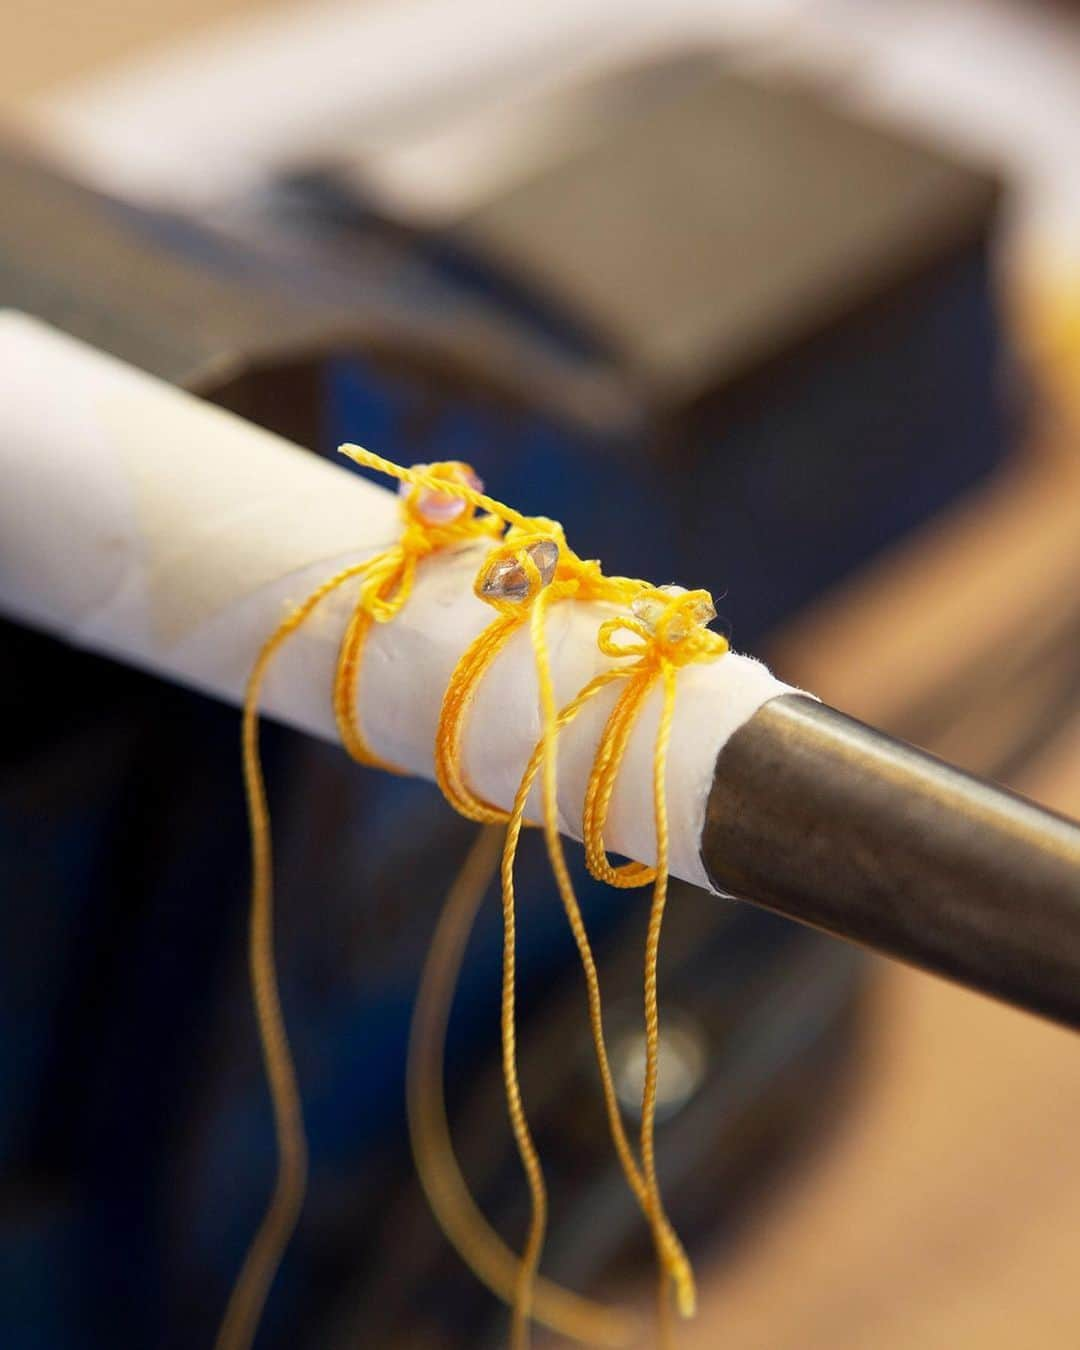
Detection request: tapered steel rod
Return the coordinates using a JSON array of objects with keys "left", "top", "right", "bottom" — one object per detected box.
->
[{"left": 703, "top": 694, "right": 1080, "bottom": 1028}]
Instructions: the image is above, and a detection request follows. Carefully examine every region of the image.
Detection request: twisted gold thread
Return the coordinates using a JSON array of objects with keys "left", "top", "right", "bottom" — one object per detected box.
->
[
  {"left": 331, "top": 459, "right": 502, "bottom": 769},
  {"left": 219, "top": 558, "right": 374, "bottom": 1350},
  {"left": 497, "top": 662, "right": 698, "bottom": 1342},
  {"left": 433, "top": 549, "right": 714, "bottom": 1344},
  {"left": 221, "top": 461, "right": 501, "bottom": 1350},
  {"left": 444, "top": 585, "right": 725, "bottom": 1344},
  {"left": 407, "top": 824, "right": 633, "bottom": 1347},
  {"left": 581, "top": 593, "right": 728, "bottom": 1333},
  {"left": 228, "top": 448, "right": 727, "bottom": 1350}
]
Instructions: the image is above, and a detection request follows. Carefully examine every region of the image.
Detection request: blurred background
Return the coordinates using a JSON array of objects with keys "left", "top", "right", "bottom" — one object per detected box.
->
[{"left": 1, "top": 1, "right": 1079, "bottom": 1347}]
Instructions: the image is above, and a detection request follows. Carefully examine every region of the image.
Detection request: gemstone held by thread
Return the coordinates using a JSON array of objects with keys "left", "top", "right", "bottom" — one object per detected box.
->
[
  {"left": 401, "top": 463, "right": 484, "bottom": 524},
  {"left": 480, "top": 539, "right": 559, "bottom": 602},
  {"left": 631, "top": 584, "right": 716, "bottom": 640}
]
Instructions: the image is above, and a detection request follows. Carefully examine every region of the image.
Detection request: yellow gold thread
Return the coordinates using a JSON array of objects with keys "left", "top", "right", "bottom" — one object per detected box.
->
[
  {"left": 230, "top": 449, "right": 728, "bottom": 1350},
  {"left": 434, "top": 527, "right": 560, "bottom": 822},
  {"left": 340, "top": 445, "right": 535, "bottom": 532},
  {"left": 498, "top": 665, "right": 696, "bottom": 1338},
  {"left": 581, "top": 590, "right": 729, "bottom": 1330},
  {"left": 223, "top": 461, "right": 500, "bottom": 1350},
  {"left": 431, "top": 530, "right": 650, "bottom": 1347},
  {"left": 433, "top": 546, "right": 713, "bottom": 1343},
  {"left": 644, "top": 662, "right": 680, "bottom": 1340},
  {"left": 220, "top": 558, "right": 373, "bottom": 1350},
  {"left": 425, "top": 529, "right": 607, "bottom": 1344},
  {"left": 331, "top": 459, "right": 502, "bottom": 770},
  {"left": 407, "top": 825, "right": 634, "bottom": 1347}
]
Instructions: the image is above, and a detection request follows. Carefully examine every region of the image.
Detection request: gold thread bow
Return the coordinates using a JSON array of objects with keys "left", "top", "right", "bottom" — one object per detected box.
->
[
  {"left": 333, "top": 460, "right": 503, "bottom": 771},
  {"left": 220, "top": 456, "right": 500, "bottom": 1350}
]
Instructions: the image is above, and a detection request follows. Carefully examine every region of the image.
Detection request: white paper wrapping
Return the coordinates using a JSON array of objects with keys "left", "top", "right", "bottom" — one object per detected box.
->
[{"left": 0, "top": 311, "right": 795, "bottom": 891}]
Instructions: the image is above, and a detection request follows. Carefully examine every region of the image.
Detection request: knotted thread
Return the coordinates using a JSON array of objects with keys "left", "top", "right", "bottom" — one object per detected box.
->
[
  {"left": 434, "top": 519, "right": 598, "bottom": 821},
  {"left": 335, "top": 455, "right": 704, "bottom": 1342},
  {"left": 440, "top": 535, "right": 645, "bottom": 1349},
  {"left": 333, "top": 459, "right": 502, "bottom": 770},
  {"left": 224, "top": 447, "right": 729, "bottom": 1350},
  {"left": 428, "top": 550, "right": 725, "bottom": 1344},
  {"left": 582, "top": 590, "right": 728, "bottom": 1335},
  {"left": 218, "top": 459, "right": 502, "bottom": 1350},
  {"left": 341, "top": 453, "right": 649, "bottom": 1349}
]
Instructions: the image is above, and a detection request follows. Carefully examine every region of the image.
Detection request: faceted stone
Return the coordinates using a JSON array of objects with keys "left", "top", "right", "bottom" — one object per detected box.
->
[
  {"left": 480, "top": 539, "right": 559, "bottom": 601},
  {"left": 630, "top": 586, "right": 678, "bottom": 630},
  {"left": 528, "top": 539, "right": 559, "bottom": 584},
  {"left": 631, "top": 583, "right": 715, "bottom": 639},
  {"left": 400, "top": 463, "right": 483, "bottom": 523}
]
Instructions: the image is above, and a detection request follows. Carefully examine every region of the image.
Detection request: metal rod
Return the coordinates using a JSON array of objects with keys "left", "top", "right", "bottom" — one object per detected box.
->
[{"left": 702, "top": 694, "right": 1080, "bottom": 1028}]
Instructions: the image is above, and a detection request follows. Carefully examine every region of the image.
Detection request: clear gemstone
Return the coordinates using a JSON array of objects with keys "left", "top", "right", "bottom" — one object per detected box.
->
[
  {"left": 687, "top": 592, "right": 717, "bottom": 626},
  {"left": 631, "top": 587, "right": 678, "bottom": 629},
  {"left": 631, "top": 584, "right": 715, "bottom": 639},
  {"left": 480, "top": 539, "right": 559, "bottom": 601},
  {"left": 400, "top": 463, "right": 483, "bottom": 523},
  {"left": 528, "top": 539, "right": 559, "bottom": 584}
]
